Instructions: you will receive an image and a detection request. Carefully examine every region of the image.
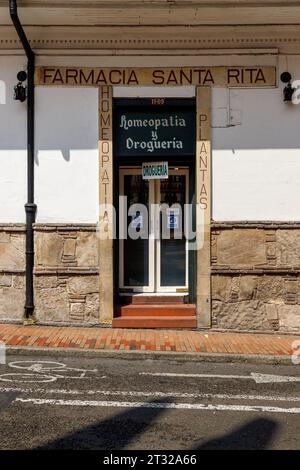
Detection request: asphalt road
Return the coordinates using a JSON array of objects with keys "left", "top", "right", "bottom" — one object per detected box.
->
[{"left": 0, "top": 353, "right": 299, "bottom": 450}]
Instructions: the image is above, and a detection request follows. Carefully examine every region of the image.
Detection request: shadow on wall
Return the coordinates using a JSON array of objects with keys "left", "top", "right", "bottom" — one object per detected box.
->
[
  {"left": 35, "top": 87, "right": 99, "bottom": 164},
  {"left": 0, "top": 83, "right": 98, "bottom": 161}
]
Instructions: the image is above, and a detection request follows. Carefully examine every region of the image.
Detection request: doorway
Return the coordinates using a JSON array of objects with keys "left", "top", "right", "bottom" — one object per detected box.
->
[{"left": 119, "top": 167, "right": 189, "bottom": 294}]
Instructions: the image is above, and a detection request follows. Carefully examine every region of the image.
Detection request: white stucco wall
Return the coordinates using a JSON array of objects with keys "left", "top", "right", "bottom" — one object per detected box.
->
[
  {"left": 212, "top": 55, "right": 300, "bottom": 220},
  {"left": 35, "top": 87, "right": 98, "bottom": 223},
  {"left": 0, "top": 56, "right": 27, "bottom": 223},
  {"left": 0, "top": 58, "right": 98, "bottom": 224},
  {"left": 1, "top": 53, "right": 300, "bottom": 223}
]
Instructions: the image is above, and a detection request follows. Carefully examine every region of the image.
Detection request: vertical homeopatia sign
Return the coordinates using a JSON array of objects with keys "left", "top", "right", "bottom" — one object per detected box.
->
[
  {"left": 99, "top": 86, "right": 114, "bottom": 324},
  {"left": 196, "top": 87, "right": 211, "bottom": 328}
]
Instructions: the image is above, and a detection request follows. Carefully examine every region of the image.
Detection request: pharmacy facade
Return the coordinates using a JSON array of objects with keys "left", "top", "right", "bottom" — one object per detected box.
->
[{"left": 1, "top": 1, "right": 300, "bottom": 332}]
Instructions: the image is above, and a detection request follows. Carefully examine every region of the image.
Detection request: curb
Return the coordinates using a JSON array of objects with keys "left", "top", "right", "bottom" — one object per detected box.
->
[{"left": 5, "top": 345, "right": 295, "bottom": 366}]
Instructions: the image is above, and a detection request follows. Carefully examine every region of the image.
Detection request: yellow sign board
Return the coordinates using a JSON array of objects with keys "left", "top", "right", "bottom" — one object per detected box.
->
[{"left": 35, "top": 66, "right": 276, "bottom": 87}]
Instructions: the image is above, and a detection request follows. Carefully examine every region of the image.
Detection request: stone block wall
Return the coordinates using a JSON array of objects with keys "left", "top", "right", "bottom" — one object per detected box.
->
[
  {"left": 1, "top": 222, "right": 300, "bottom": 332},
  {"left": 0, "top": 223, "right": 102, "bottom": 326},
  {"left": 211, "top": 224, "right": 300, "bottom": 333},
  {"left": 0, "top": 225, "right": 25, "bottom": 321},
  {"left": 34, "top": 224, "right": 100, "bottom": 325}
]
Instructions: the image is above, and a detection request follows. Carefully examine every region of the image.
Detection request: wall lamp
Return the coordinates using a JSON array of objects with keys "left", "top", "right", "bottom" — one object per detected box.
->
[
  {"left": 14, "top": 70, "right": 27, "bottom": 102},
  {"left": 280, "top": 72, "right": 295, "bottom": 103}
]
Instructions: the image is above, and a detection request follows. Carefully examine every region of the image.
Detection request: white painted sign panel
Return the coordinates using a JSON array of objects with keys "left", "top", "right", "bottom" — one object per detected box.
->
[{"left": 142, "top": 162, "right": 168, "bottom": 180}]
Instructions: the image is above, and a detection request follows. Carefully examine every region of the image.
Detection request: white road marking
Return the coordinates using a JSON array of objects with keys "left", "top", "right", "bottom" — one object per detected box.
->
[
  {"left": 14, "top": 397, "right": 300, "bottom": 414},
  {"left": 8, "top": 361, "right": 98, "bottom": 374},
  {"left": 0, "top": 386, "right": 299, "bottom": 403},
  {"left": 140, "top": 372, "right": 252, "bottom": 380},
  {"left": 0, "top": 361, "right": 99, "bottom": 383},
  {"left": 9, "top": 361, "right": 68, "bottom": 371},
  {"left": 0, "top": 373, "right": 57, "bottom": 383},
  {"left": 0, "top": 373, "right": 100, "bottom": 383},
  {"left": 251, "top": 373, "right": 300, "bottom": 384},
  {"left": 140, "top": 372, "right": 300, "bottom": 384}
]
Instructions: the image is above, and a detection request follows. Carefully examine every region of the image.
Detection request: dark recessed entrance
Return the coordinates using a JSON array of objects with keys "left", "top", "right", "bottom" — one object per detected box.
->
[{"left": 113, "top": 98, "right": 196, "bottom": 328}]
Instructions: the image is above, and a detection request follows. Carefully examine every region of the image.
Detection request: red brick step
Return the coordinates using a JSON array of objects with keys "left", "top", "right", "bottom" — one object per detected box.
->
[
  {"left": 112, "top": 315, "right": 197, "bottom": 329},
  {"left": 120, "top": 295, "right": 188, "bottom": 305},
  {"left": 116, "top": 304, "right": 196, "bottom": 317},
  {"left": 132, "top": 295, "right": 187, "bottom": 305}
]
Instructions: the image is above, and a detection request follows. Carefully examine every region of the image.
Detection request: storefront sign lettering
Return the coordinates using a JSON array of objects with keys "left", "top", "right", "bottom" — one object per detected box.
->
[
  {"left": 197, "top": 113, "right": 209, "bottom": 210},
  {"left": 99, "top": 86, "right": 113, "bottom": 236},
  {"left": 115, "top": 109, "right": 195, "bottom": 157},
  {"left": 142, "top": 162, "right": 168, "bottom": 180},
  {"left": 120, "top": 114, "right": 186, "bottom": 130},
  {"left": 35, "top": 66, "right": 276, "bottom": 87}
]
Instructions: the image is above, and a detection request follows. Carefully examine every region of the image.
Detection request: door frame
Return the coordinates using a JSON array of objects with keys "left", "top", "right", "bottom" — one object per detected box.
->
[
  {"left": 113, "top": 97, "right": 199, "bottom": 308},
  {"left": 118, "top": 166, "right": 189, "bottom": 294}
]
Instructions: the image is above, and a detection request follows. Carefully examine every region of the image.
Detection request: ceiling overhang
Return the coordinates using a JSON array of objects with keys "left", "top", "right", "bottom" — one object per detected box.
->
[{"left": 1, "top": 1, "right": 300, "bottom": 52}]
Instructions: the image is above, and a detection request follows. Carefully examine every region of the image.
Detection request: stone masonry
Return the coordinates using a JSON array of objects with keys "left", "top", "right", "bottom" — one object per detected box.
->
[
  {"left": 0, "top": 226, "right": 25, "bottom": 321},
  {"left": 34, "top": 224, "right": 100, "bottom": 325},
  {"left": 0, "top": 223, "right": 300, "bottom": 331},
  {"left": 211, "top": 225, "right": 300, "bottom": 332}
]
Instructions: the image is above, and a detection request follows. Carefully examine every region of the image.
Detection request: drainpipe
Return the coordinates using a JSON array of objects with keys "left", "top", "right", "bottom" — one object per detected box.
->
[{"left": 9, "top": 0, "right": 36, "bottom": 322}]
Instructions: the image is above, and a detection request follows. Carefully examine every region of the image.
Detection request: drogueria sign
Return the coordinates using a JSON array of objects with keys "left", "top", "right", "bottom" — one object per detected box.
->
[{"left": 142, "top": 162, "right": 168, "bottom": 180}]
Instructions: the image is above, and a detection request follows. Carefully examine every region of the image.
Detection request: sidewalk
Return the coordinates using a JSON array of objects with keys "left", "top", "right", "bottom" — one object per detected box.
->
[{"left": 0, "top": 323, "right": 299, "bottom": 363}]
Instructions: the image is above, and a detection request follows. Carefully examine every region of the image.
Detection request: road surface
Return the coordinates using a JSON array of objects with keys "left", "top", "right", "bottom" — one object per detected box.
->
[{"left": 0, "top": 353, "right": 299, "bottom": 450}]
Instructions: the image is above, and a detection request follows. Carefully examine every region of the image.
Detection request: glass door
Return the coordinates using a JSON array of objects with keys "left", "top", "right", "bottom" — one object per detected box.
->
[
  {"left": 119, "top": 167, "right": 188, "bottom": 294},
  {"left": 119, "top": 168, "right": 155, "bottom": 292},
  {"left": 156, "top": 169, "right": 189, "bottom": 292}
]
